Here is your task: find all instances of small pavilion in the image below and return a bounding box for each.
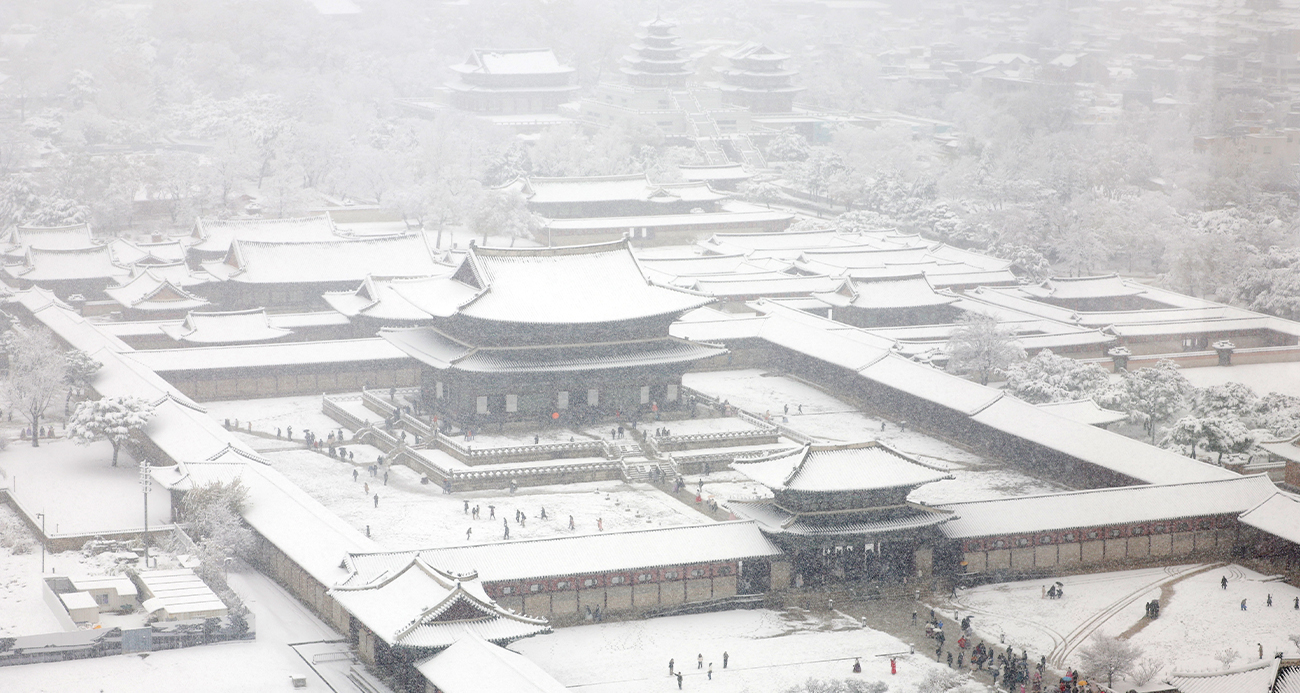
[729,441,954,585]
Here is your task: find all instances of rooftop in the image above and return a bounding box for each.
[937,475,1278,539]
[732,442,951,493]
[1238,492,1300,545]
[203,235,447,285]
[159,308,294,344]
[504,173,729,206]
[103,271,211,312]
[415,636,567,693]
[451,48,574,76]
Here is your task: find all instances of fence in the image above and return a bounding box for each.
[322,395,369,431]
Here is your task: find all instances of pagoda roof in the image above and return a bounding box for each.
[443,240,712,325]
[160,308,294,344]
[1020,274,1146,301]
[723,42,792,62]
[503,173,729,206]
[103,270,211,312]
[732,442,951,493]
[4,245,130,283]
[730,500,955,537]
[381,327,724,374]
[415,635,568,693]
[330,556,550,650]
[323,273,465,322]
[202,235,447,285]
[120,261,211,288]
[450,49,574,76]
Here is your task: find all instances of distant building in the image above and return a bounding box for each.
[445,48,580,117]
[621,15,693,89]
[711,43,805,113]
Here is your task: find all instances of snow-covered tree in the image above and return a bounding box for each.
[1193,382,1258,419]
[1109,360,1192,443]
[766,129,810,162]
[3,327,68,448]
[782,677,889,693]
[1004,349,1111,404]
[1247,393,1300,438]
[468,188,538,244]
[181,478,257,576]
[67,396,155,467]
[63,349,101,412]
[946,312,1025,386]
[1163,417,1207,457]
[1201,416,1254,464]
[738,180,786,209]
[1078,633,1142,689]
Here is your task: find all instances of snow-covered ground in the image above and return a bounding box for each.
[951,563,1300,686]
[201,394,343,439]
[264,448,710,549]
[513,608,985,693]
[1181,362,1300,398]
[685,369,1072,503]
[0,564,352,693]
[0,439,172,535]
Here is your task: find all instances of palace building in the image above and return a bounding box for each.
[711,43,805,113]
[446,48,580,117]
[378,240,725,428]
[729,442,955,585]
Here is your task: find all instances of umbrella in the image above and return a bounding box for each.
[1055,581,1064,586]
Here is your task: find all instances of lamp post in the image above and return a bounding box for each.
[35,512,45,574]
[139,461,151,569]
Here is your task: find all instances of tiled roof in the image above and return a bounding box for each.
[453,241,712,324]
[190,215,343,254]
[330,557,548,649]
[730,500,954,537]
[415,636,568,693]
[103,271,210,312]
[732,442,950,493]
[1034,399,1128,426]
[937,475,1278,539]
[5,246,129,282]
[160,308,293,344]
[203,235,447,284]
[1168,658,1279,693]
[1021,274,1146,300]
[1238,492,1300,545]
[346,522,782,584]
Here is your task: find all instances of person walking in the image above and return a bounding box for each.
[722,652,728,669]
[676,671,683,689]
[697,654,703,669]
[707,664,712,680]
[1241,598,1248,611]
[1268,594,1273,607]
[353,469,359,482]
[464,500,470,515]
[569,515,575,530]
[1259,643,1264,659]
[1222,575,1228,589]
[373,493,378,508]
[503,520,510,540]
[598,517,604,531]
[489,505,495,519]
[466,527,472,541]
[669,658,674,675]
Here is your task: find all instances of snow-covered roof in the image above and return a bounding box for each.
[824,275,958,311]
[5,246,130,282]
[449,241,712,325]
[451,48,573,75]
[755,306,892,371]
[731,500,954,537]
[504,174,729,205]
[381,327,723,374]
[127,338,411,373]
[190,215,344,254]
[415,636,568,693]
[732,442,950,493]
[159,308,293,344]
[323,273,462,322]
[138,569,227,617]
[121,261,211,288]
[6,223,97,251]
[1021,274,1147,301]
[331,556,549,649]
[699,229,849,254]
[1259,434,1300,463]
[860,354,1004,415]
[638,254,773,279]
[540,209,792,232]
[203,235,447,284]
[1168,657,1279,693]
[154,460,376,587]
[1238,492,1300,545]
[691,273,845,298]
[968,396,1239,485]
[347,522,782,584]
[68,575,138,597]
[937,475,1278,539]
[677,164,753,183]
[1034,399,1128,426]
[103,270,211,312]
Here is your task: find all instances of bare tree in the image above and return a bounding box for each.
[1079,633,1143,689]
[1213,648,1240,670]
[946,312,1025,385]
[3,327,68,447]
